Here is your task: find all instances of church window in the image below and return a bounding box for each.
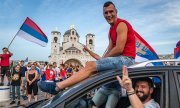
[74,37,76,41]
[89,39,93,45]
[72,31,74,35]
[54,37,58,43]
[72,44,74,47]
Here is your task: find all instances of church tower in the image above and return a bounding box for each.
[51,30,60,55]
[86,33,95,51]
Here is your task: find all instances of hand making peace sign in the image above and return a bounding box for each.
[116,66,134,92]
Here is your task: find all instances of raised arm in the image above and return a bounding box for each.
[7,49,13,56]
[116,66,144,108]
[83,45,101,60]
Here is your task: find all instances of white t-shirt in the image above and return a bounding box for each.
[128,99,160,108]
[53,67,60,80]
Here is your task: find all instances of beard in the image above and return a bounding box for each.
[136,91,149,102]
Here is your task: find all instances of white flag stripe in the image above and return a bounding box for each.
[17,30,47,47]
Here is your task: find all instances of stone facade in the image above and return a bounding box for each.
[48,26,95,67]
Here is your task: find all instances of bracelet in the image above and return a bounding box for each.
[127,90,135,96]
[127,92,135,96]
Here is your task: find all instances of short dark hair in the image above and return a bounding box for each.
[2,47,7,50]
[103,1,116,8]
[45,61,48,65]
[60,64,65,67]
[134,77,154,88]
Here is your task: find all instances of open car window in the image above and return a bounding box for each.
[64,76,162,108]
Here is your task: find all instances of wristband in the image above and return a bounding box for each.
[127,90,135,96]
[127,92,135,96]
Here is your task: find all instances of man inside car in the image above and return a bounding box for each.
[116,66,160,108]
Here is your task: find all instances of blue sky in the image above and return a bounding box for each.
[0,0,179,61]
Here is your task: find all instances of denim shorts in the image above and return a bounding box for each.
[96,56,134,72]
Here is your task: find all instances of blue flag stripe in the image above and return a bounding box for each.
[20,24,48,43]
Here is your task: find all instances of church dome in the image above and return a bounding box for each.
[63,28,80,37]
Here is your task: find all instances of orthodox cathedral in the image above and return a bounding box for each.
[48,26,95,67]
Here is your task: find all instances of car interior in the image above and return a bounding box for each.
[65,76,161,108]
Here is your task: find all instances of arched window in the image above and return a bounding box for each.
[54,37,58,43]
[74,37,76,41]
[89,39,93,45]
[72,31,74,35]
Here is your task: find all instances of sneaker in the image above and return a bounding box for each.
[37,81,59,95]
[10,101,15,105]
[17,101,20,106]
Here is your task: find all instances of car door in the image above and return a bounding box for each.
[170,67,180,108]
[58,67,167,108]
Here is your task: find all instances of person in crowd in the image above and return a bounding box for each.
[26,64,39,103]
[41,61,48,81]
[33,62,41,76]
[10,65,22,105]
[0,47,13,86]
[66,64,73,78]
[19,60,27,99]
[52,62,60,82]
[44,64,56,98]
[25,62,32,97]
[116,66,160,108]
[59,64,67,81]
[45,64,56,81]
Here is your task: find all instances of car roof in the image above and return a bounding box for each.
[129,59,180,68]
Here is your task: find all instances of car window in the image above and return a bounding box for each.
[64,76,162,108]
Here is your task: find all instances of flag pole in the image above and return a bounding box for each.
[8,30,20,49]
[8,17,28,49]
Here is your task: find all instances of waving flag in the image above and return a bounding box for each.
[134,31,163,66]
[16,17,48,47]
[176,40,180,47]
[174,40,180,59]
[174,47,180,59]
[24,57,28,63]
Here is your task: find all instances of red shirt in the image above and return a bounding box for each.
[109,18,136,59]
[60,69,67,79]
[0,54,11,66]
[45,69,55,81]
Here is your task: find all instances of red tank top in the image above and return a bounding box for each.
[109,18,136,59]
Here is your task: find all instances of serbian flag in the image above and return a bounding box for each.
[176,40,180,47]
[175,40,180,59]
[16,17,48,47]
[174,47,180,59]
[135,31,163,66]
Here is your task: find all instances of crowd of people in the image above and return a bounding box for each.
[0,47,83,106]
